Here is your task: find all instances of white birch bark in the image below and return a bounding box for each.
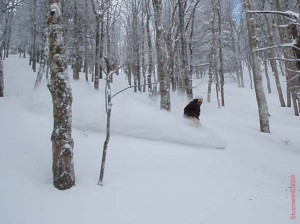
[47,1,75,190]
[152,0,170,111]
[34,27,49,89]
[244,0,270,133]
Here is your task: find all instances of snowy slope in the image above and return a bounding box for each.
[0,55,299,224]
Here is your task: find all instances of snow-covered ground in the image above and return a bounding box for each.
[0,55,299,224]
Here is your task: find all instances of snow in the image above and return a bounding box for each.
[1,55,299,224]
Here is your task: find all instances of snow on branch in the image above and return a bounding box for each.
[246,10,299,21]
[255,41,300,52]
[269,58,300,62]
[1,0,24,14]
[285,69,300,83]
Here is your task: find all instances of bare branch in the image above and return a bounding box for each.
[111,82,159,99]
[269,58,300,62]
[246,10,299,21]
[255,42,300,52]
[1,0,24,14]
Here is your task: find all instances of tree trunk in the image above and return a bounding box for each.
[132,0,141,93]
[145,0,153,92]
[263,51,271,94]
[84,0,89,82]
[34,27,49,89]
[265,16,285,107]
[47,1,75,190]
[152,0,170,111]
[178,0,192,100]
[236,29,245,87]
[32,0,37,72]
[98,73,112,186]
[217,0,225,106]
[244,0,270,133]
[99,10,105,81]
[72,0,80,80]
[91,0,100,89]
[207,6,216,103]
[214,46,221,108]
[188,0,200,96]
[229,18,241,87]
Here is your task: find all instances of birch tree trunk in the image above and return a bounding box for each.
[275,0,291,106]
[152,0,170,111]
[263,50,271,94]
[236,28,245,87]
[34,27,49,89]
[99,1,105,81]
[244,0,270,133]
[145,0,153,92]
[217,0,225,106]
[214,46,221,108]
[188,0,200,97]
[72,0,80,80]
[32,0,37,72]
[84,0,89,82]
[98,72,112,186]
[265,16,285,107]
[141,1,146,92]
[47,1,75,190]
[229,17,241,88]
[178,0,192,100]
[207,8,216,103]
[91,0,100,89]
[132,0,141,92]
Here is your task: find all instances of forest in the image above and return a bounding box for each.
[0,0,299,223]
[1,1,299,114]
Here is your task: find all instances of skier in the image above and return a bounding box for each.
[183,96,203,125]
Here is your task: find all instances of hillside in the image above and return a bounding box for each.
[0,55,299,224]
